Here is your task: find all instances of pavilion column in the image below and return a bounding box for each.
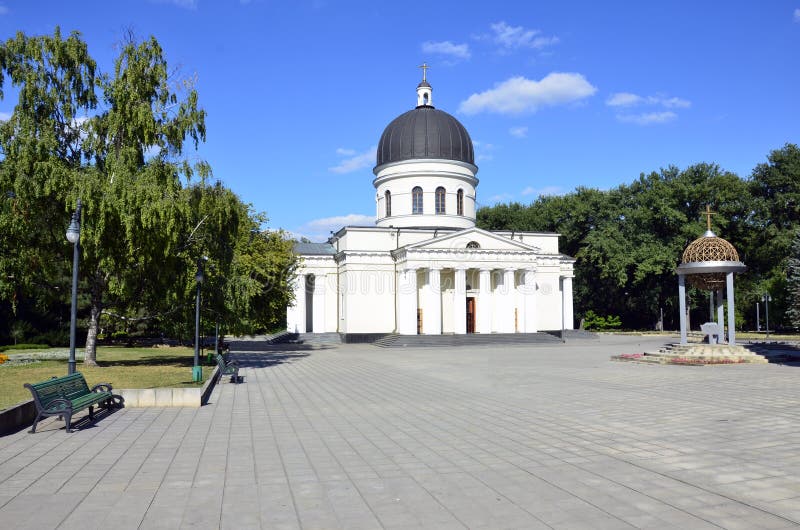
[503,268,516,333]
[424,267,442,335]
[678,275,687,344]
[522,269,537,333]
[716,288,725,342]
[289,273,307,333]
[478,268,492,334]
[726,272,736,345]
[454,267,467,334]
[398,267,418,335]
[562,276,574,330]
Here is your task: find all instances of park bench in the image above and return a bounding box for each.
[24,372,117,433]
[216,353,240,383]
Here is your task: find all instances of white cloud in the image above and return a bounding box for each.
[521,185,562,197]
[794,8,800,22]
[616,111,677,125]
[606,92,644,107]
[485,193,513,204]
[293,213,376,241]
[421,40,471,60]
[329,146,376,174]
[473,140,496,162]
[150,0,197,9]
[490,21,559,50]
[606,92,690,109]
[509,126,528,138]
[0,111,12,121]
[459,73,597,115]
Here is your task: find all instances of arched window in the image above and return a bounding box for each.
[435,187,446,214]
[384,190,391,217]
[412,186,423,214]
[457,189,464,216]
[466,241,480,249]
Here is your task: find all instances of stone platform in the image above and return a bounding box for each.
[612,342,769,365]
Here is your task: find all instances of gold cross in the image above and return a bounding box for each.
[419,62,430,82]
[703,205,716,231]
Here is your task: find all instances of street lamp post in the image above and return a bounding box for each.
[65,199,82,375]
[756,301,760,332]
[193,258,206,382]
[762,293,772,338]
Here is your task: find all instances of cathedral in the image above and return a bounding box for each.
[287,71,575,340]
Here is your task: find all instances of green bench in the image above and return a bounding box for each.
[216,353,240,383]
[24,372,118,433]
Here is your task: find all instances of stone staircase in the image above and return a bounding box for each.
[373,332,562,348]
[294,333,342,347]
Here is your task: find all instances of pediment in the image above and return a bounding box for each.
[403,227,539,253]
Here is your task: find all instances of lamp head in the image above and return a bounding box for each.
[66,214,80,244]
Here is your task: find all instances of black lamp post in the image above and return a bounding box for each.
[193,257,206,382]
[66,199,82,375]
[762,293,772,338]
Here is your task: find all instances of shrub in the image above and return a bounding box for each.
[0,343,51,352]
[583,310,622,331]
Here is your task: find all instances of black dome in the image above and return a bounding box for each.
[375,106,475,168]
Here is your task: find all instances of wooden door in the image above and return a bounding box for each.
[466,297,476,333]
[417,308,423,334]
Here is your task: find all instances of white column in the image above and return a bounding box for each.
[678,275,687,345]
[478,269,492,334]
[521,269,537,333]
[288,273,306,333]
[425,268,442,334]
[716,288,725,342]
[503,268,516,333]
[454,268,467,334]
[726,272,736,346]
[562,275,574,330]
[398,267,418,335]
[312,274,325,333]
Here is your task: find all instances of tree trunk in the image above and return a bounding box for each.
[83,277,104,367]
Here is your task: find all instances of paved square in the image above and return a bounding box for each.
[1,335,799,529]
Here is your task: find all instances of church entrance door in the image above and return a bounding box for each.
[305,275,314,332]
[466,297,476,333]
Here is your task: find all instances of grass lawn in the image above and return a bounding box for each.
[0,346,214,410]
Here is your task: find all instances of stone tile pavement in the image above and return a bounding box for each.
[1,335,799,529]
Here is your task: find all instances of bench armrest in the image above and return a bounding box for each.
[227,360,239,367]
[43,397,72,413]
[91,383,113,393]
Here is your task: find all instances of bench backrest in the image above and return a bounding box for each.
[216,353,227,368]
[28,372,91,407]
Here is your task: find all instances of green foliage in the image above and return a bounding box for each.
[479,146,800,330]
[0,343,51,352]
[787,230,800,330]
[0,29,297,362]
[582,310,622,330]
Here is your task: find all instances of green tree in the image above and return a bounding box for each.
[786,230,800,330]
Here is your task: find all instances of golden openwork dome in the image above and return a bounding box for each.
[682,235,739,264]
[681,233,740,290]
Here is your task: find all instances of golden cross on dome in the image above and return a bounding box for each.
[703,205,716,231]
[419,62,430,82]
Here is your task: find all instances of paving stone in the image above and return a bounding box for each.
[2,335,800,528]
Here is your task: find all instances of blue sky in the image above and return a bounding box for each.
[1,1,799,241]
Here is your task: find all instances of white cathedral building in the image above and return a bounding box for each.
[287,73,575,340]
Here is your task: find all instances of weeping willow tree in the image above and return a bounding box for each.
[0,29,296,361]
